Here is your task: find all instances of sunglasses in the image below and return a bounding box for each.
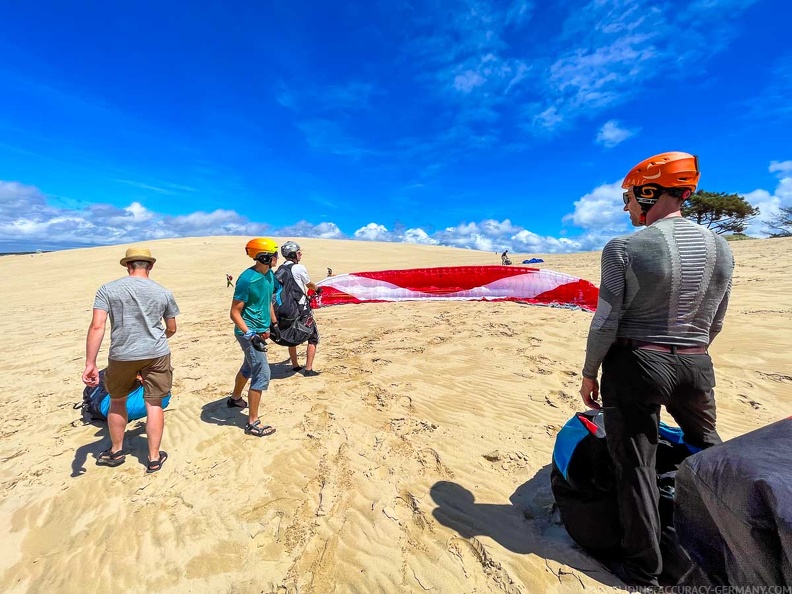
[622,191,631,205]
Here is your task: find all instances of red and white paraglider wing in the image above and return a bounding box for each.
[313,266,598,311]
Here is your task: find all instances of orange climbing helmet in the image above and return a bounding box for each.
[622,152,700,192]
[244,237,278,260]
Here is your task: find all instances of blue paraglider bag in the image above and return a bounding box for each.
[550,410,698,583]
[80,369,171,422]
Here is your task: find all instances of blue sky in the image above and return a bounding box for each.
[1,0,790,253]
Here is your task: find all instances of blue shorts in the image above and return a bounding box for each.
[235,334,270,391]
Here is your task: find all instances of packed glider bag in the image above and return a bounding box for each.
[80,369,172,422]
[551,410,696,580]
[675,417,792,586]
[272,261,316,348]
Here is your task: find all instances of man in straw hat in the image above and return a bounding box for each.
[82,247,180,473]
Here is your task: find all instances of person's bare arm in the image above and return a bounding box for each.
[82,309,107,386]
[230,299,249,334]
[165,317,177,338]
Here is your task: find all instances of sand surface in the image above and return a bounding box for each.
[1,236,790,593]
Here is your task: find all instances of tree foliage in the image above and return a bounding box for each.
[681,190,759,234]
[765,205,792,238]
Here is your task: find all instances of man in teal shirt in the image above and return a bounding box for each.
[228,237,281,437]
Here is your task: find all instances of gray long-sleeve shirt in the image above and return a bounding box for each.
[582,217,734,379]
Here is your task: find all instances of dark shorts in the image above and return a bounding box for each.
[105,355,173,400]
[306,317,320,346]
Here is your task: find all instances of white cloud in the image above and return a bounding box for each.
[353,223,391,241]
[277,0,759,166]
[113,179,197,195]
[742,162,792,236]
[596,120,638,148]
[530,105,564,131]
[0,180,329,252]
[0,179,644,255]
[769,160,792,175]
[506,0,533,25]
[418,0,756,139]
[562,181,628,231]
[403,228,440,245]
[279,221,344,239]
[453,70,487,93]
[4,166,789,256]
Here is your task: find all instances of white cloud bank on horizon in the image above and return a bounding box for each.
[1,164,790,254]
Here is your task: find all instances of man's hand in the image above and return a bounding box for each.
[82,363,100,387]
[269,324,281,342]
[250,334,268,352]
[579,376,601,410]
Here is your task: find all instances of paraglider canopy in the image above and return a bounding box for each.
[312,266,598,311]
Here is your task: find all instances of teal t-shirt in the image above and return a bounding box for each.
[233,266,275,335]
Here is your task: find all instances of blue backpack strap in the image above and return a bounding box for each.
[659,421,702,454]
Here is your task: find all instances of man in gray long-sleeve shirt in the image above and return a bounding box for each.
[579,152,734,586]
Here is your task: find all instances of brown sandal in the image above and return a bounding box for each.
[97,448,126,467]
[146,452,168,473]
[244,420,276,437]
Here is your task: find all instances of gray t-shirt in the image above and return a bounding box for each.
[93,276,180,361]
[582,217,734,379]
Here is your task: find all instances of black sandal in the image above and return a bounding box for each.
[96,449,126,467]
[244,420,276,437]
[146,451,169,473]
[226,396,248,408]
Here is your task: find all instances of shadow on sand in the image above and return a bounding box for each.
[430,464,621,588]
[71,420,149,477]
[269,356,303,380]
[200,397,248,430]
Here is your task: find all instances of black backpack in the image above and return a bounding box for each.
[78,369,111,421]
[551,411,696,584]
[272,262,315,347]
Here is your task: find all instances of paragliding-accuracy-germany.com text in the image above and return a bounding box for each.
[622,587,792,593]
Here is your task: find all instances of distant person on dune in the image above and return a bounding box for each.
[501,250,511,265]
[82,247,179,473]
[226,273,234,288]
[578,152,734,587]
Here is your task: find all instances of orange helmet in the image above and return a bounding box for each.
[622,152,700,192]
[245,237,278,260]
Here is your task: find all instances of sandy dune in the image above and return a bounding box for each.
[1,236,790,593]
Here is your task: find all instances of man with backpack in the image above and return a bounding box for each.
[277,241,320,377]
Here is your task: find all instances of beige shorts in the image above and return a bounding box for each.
[105,355,173,400]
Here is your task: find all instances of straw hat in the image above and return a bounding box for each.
[119,248,157,267]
